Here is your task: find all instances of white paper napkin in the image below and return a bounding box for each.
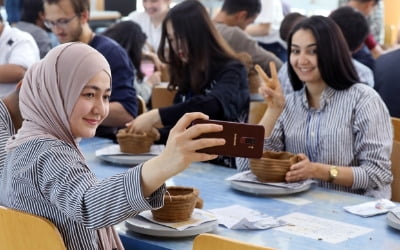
[209,205,286,229]
[343,199,396,217]
[389,206,400,220]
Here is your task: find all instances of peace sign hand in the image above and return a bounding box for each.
[255,61,279,90]
[254,62,285,111]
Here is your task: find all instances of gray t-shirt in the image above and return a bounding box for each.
[15,21,52,58]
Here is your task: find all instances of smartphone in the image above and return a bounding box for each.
[191,119,265,158]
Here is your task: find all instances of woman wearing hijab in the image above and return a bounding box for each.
[0,42,225,249]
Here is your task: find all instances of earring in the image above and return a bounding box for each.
[178,49,184,57]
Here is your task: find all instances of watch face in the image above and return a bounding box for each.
[330,168,338,177]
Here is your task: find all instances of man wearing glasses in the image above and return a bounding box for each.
[44,0,138,140]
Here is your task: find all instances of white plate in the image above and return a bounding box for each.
[97,154,156,165]
[230,180,312,196]
[387,211,400,231]
[125,215,218,238]
[95,144,163,165]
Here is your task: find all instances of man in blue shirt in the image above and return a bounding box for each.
[43,0,137,139]
[4,0,23,24]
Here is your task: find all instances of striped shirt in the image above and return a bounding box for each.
[238,84,393,198]
[0,100,15,172]
[0,138,165,250]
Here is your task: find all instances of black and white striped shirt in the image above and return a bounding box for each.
[0,100,15,172]
[238,84,393,198]
[0,138,165,250]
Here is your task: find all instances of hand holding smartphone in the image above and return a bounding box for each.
[191,119,265,158]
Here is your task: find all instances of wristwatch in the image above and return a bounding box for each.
[328,165,339,182]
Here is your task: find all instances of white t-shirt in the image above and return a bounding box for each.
[127,11,162,52]
[0,22,39,95]
[0,22,40,68]
[252,0,284,46]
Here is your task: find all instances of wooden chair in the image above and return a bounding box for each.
[136,95,147,115]
[192,233,275,250]
[392,117,400,141]
[151,85,176,109]
[384,24,398,48]
[0,206,66,250]
[391,117,400,202]
[248,101,268,124]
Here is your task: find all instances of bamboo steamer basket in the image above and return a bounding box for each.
[249,151,299,182]
[151,186,202,222]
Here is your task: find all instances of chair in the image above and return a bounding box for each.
[391,117,400,202]
[0,206,66,250]
[383,0,400,48]
[248,101,268,124]
[136,95,147,115]
[151,85,176,109]
[384,24,398,48]
[192,233,275,250]
[392,117,400,141]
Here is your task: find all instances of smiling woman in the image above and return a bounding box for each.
[238,15,393,199]
[0,42,226,250]
[69,71,111,138]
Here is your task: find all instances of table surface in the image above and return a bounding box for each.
[81,137,400,250]
[0,83,17,97]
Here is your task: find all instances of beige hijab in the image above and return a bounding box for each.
[7,42,111,152]
[6,42,124,249]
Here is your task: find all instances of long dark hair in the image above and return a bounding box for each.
[287,15,359,91]
[158,0,238,94]
[221,0,261,18]
[20,0,44,24]
[103,21,147,81]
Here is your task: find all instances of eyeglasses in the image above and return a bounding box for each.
[44,15,77,29]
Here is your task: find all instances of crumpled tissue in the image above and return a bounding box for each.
[209,204,286,229]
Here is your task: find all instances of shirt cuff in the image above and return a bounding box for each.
[123,164,166,210]
[351,166,369,190]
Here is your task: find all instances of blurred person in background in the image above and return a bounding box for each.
[344,0,384,68]
[15,0,52,58]
[4,0,23,24]
[126,0,171,52]
[103,21,162,105]
[129,0,249,168]
[213,0,282,76]
[0,12,39,84]
[44,0,137,140]
[246,0,287,62]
